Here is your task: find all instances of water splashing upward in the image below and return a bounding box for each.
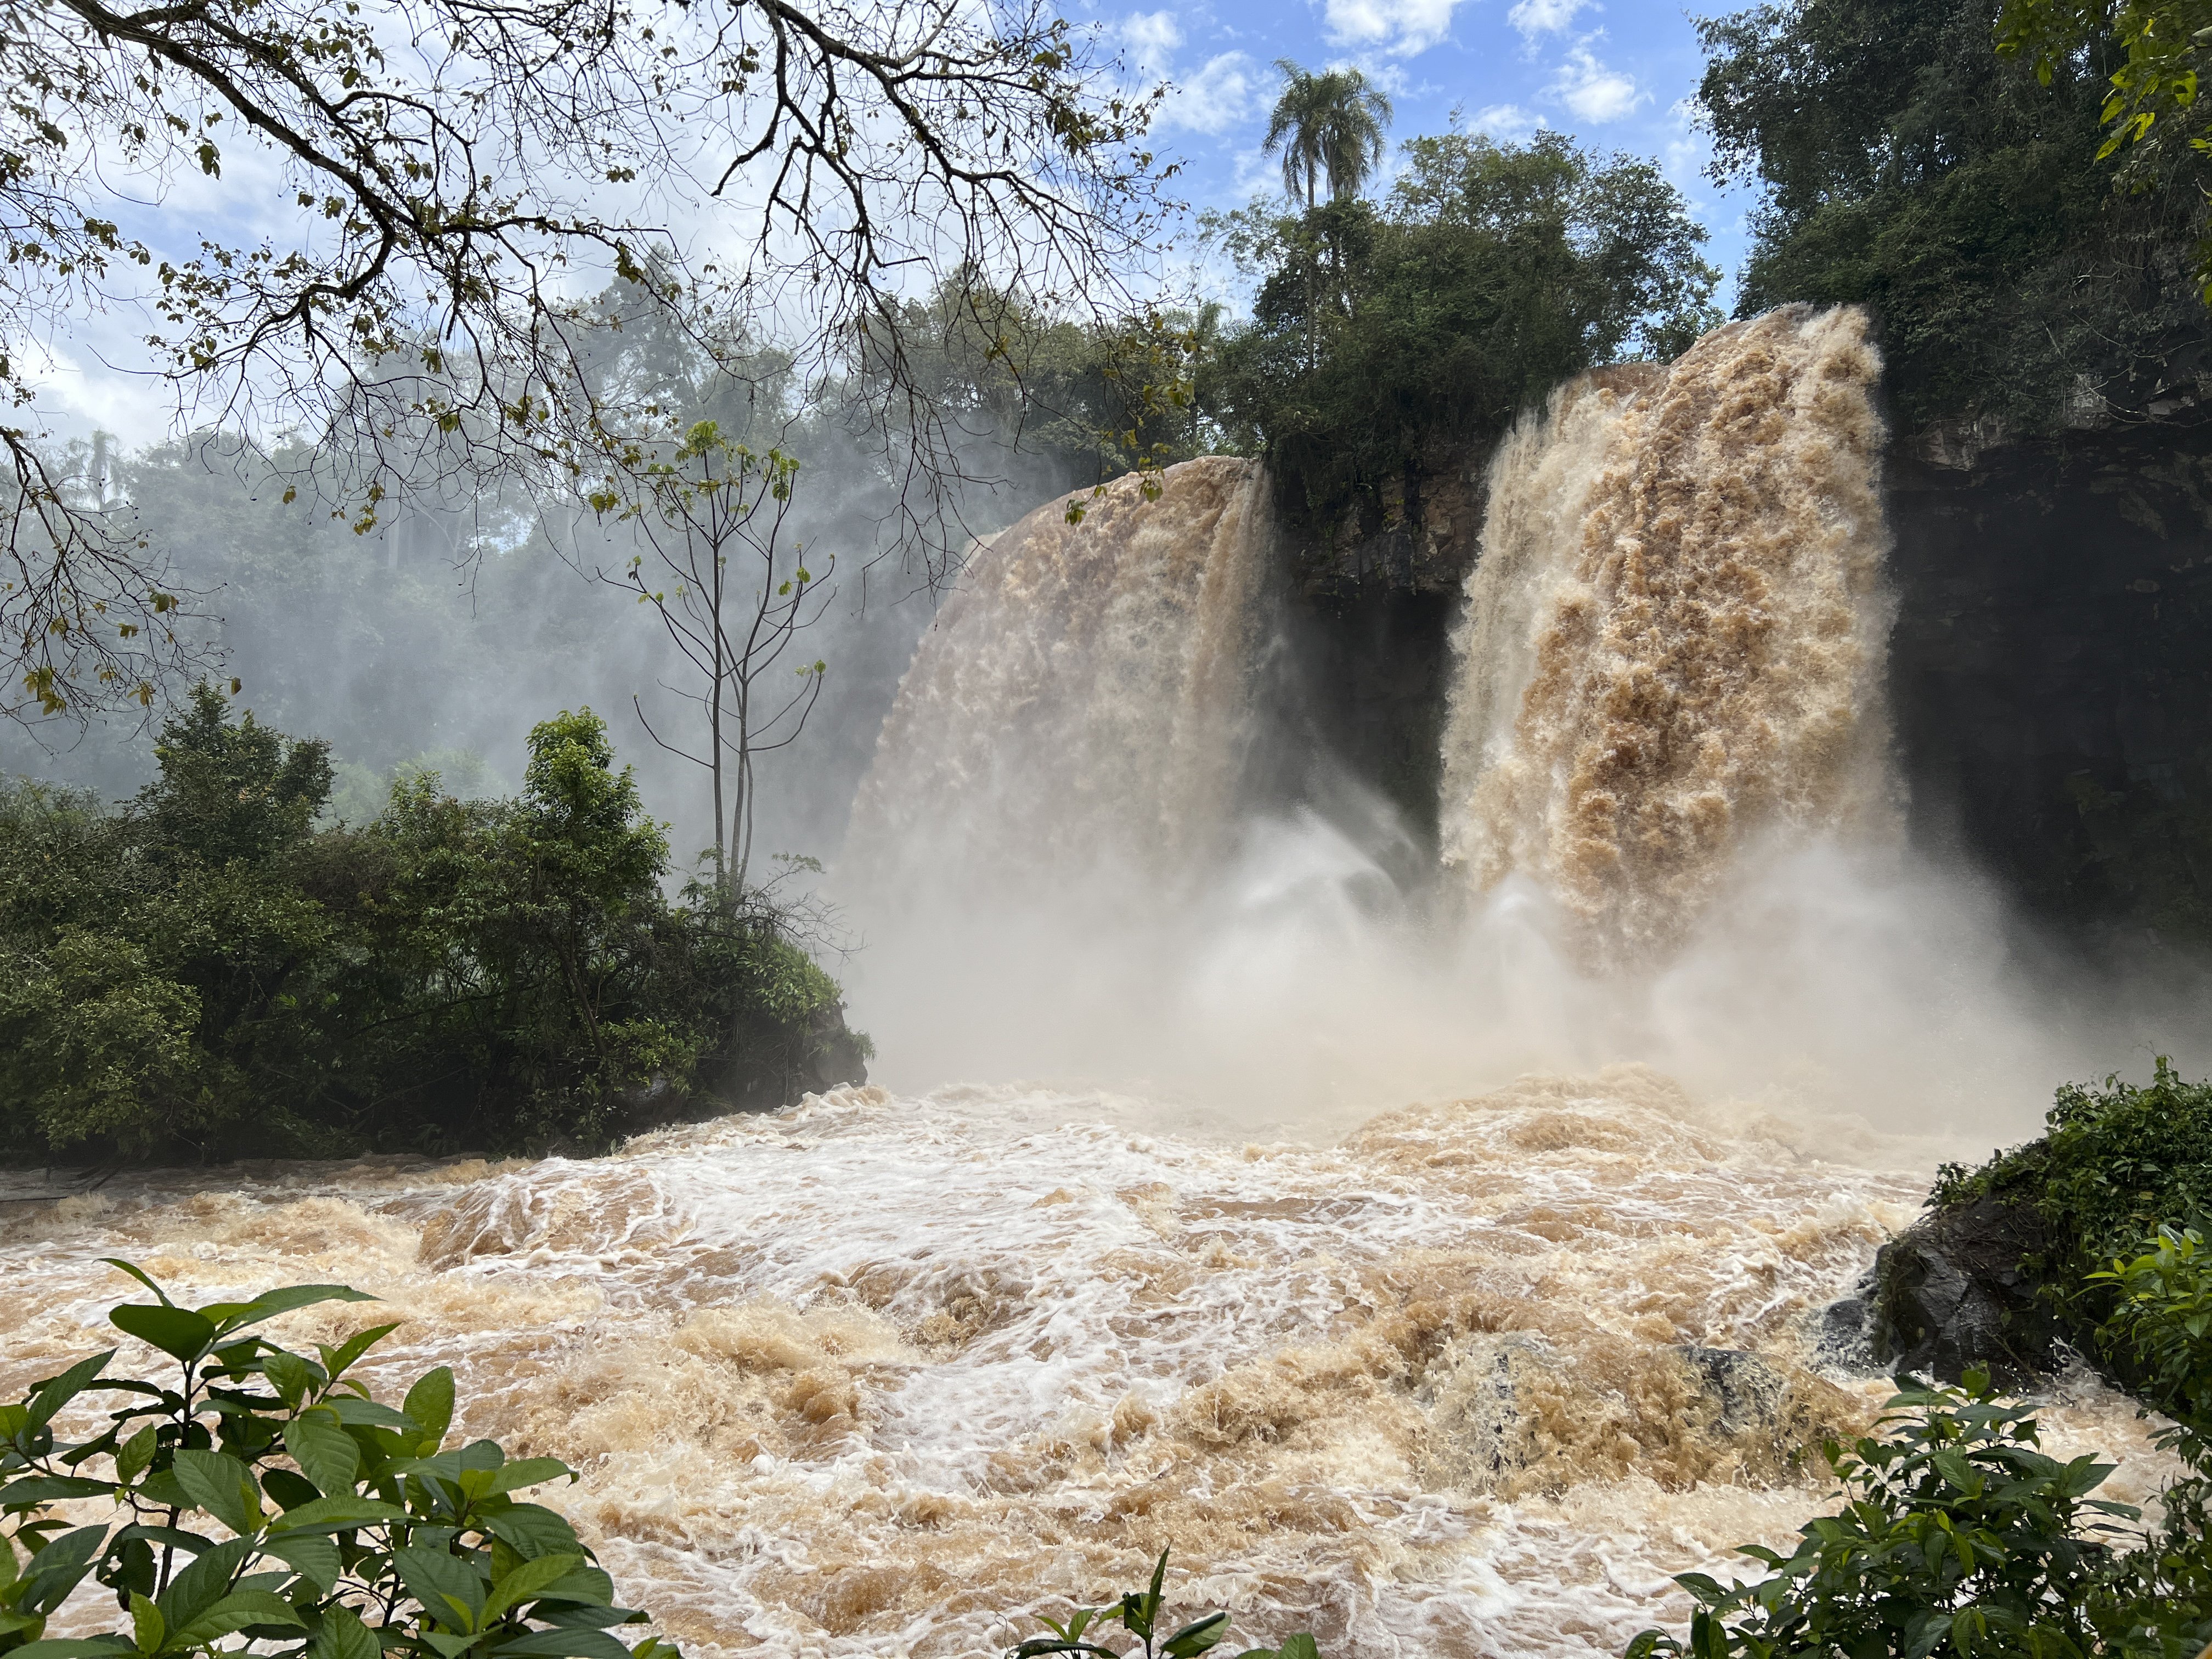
[1441,308,1897,965]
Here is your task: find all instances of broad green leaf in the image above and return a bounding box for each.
[218,1286,377,1340]
[396,1545,487,1633]
[286,1410,360,1498]
[320,1397,415,1431]
[483,1459,572,1498]
[171,1449,260,1537]
[531,1565,614,1606]
[404,1368,456,1449]
[481,1506,583,1560]
[1164,1612,1232,1658]
[311,1605,381,1659]
[171,1589,305,1647]
[495,1630,633,1659]
[22,1353,114,1433]
[267,1496,409,1533]
[263,1352,317,1408]
[128,1593,162,1656]
[317,1324,402,1383]
[482,1554,582,1623]
[20,1528,108,1616]
[114,1425,159,1482]
[109,1306,217,1366]
[7,1641,135,1659]
[420,1635,478,1659]
[154,1537,255,1632]
[1,1477,115,1506]
[1277,1638,1320,1659]
[259,1533,342,1594]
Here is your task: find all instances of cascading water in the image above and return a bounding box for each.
[7,311,2186,1659]
[845,456,1271,892]
[1440,307,1898,964]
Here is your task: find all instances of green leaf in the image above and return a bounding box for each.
[266,1496,409,1533]
[396,1545,487,1633]
[1164,1612,1232,1658]
[317,1324,402,1383]
[20,1528,108,1615]
[7,1641,136,1659]
[171,1449,261,1537]
[171,1589,305,1647]
[286,1409,360,1498]
[114,1425,159,1482]
[23,1352,115,1433]
[481,1506,583,1560]
[309,1603,379,1659]
[154,1536,253,1632]
[404,1368,456,1449]
[262,1352,317,1408]
[216,1286,377,1340]
[320,1397,415,1430]
[482,1554,582,1623]
[483,1459,572,1498]
[1,1476,115,1506]
[109,1306,217,1365]
[128,1593,163,1656]
[531,1566,614,1607]
[1277,1638,1320,1659]
[494,1631,633,1659]
[259,1533,342,1594]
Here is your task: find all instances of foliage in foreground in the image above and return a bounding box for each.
[0,1263,667,1659]
[1628,1211,2212,1659]
[1007,1549,1318,1659]
[0,685,859,1164]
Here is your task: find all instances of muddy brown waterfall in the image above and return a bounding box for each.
[1440,307,1898,966]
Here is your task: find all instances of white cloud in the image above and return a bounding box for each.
[1121,9,1184,69]
[1470,103,1545,143]
[1548,43,1644,122]
[1158,52,1260,134]
[1320,0,1464,58]
[1506,0,1589,38]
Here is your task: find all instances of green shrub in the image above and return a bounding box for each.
[0,1263,668,1659]
[0,686,860,1164]
[1930,1060,2212,1364]
[1007,1550,1318,1659]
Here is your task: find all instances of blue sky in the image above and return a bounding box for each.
[1109,0,1758,304]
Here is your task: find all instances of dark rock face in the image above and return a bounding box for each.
[1867,1196,2059,1386]
[1884,424,2212,946]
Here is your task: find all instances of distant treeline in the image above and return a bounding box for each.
[0,686,861,1165]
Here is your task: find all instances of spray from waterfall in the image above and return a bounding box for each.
[1440,307,1898,966]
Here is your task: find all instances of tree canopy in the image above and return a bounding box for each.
[1202,128,1718,515]
[1697,0,2212,433]
[0,0,1173,727]
[1263,61,1395,208]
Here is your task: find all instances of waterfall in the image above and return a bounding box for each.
[1439,306,1897,965]
[845,456,1272,894]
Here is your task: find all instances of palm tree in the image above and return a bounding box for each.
[1263,60,1394,208]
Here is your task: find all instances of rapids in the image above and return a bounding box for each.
[2,1076,2177,1659]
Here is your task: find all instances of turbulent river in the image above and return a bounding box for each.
[2,306,2191,1655]
[0,1078,2179,1658]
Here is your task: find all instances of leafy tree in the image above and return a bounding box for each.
[0,690,861,1164]
[1203,129,1718,515]
[1996,0,2212,298]
[0,0,1175,727]
[1697,0,2212,433]
[1263,62,1395,208]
